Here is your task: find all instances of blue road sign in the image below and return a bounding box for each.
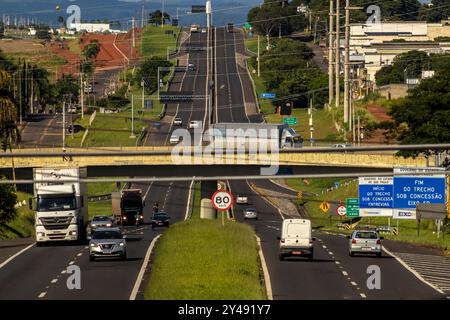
[358,177,393,217]
[261,93,276,99]
[393,177,446,209]
[334,181,341,188]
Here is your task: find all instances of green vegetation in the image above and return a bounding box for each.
[0,191,34,240]
[191,182,202,219]
[286,178,354,195]
[294,179,450,254]
[140,25,180,58]
[68,38,81,55]
[88,201,111,219]
[144,219,266,300]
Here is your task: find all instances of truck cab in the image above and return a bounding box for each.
[281,128,303,149]
[112,189,144,226]
[33,168,88,246]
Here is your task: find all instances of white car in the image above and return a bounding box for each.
[236,194,248,204]
[201,28,207,33]
[188,120,200,129]
[169,134,181,144]
[278,219,315,261]
[173,117,183,126]
[348,230,383,257]
[243,208,258,220]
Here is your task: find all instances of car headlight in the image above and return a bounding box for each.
[123,216,127,220]
[106,223,112,227]
[37,232,45,237]
[91,224,96,228]
[119,242,124,247]
[140,216,143,219]
[90,243,98,247]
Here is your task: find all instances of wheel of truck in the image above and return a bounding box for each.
[308,253,314,261]
[279,254,285,261]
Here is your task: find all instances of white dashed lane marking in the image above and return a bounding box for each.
[342,271,348,276]
[51,279,58,284]
[38,292,46,298]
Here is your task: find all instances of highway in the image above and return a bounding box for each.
[0,28,211,300]
[214,27,447,300]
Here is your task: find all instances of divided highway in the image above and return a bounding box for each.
[215,27,447,300]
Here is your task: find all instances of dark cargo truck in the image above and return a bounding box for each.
[227,23,234,33]
[112,189,145,226]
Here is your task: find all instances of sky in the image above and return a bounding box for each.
[0,0,263,28]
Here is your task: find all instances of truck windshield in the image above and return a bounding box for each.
[37,196,76,211]
[122,199,142,208]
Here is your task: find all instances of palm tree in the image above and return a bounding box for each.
[0,70,20,189]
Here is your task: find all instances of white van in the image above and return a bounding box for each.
[277,219,315,260]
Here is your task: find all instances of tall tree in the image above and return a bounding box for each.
[148,10,170,26]
[0,175,17,225]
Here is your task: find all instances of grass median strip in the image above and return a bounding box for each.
[144,219,266,300]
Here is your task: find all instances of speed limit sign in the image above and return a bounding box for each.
[212,190,233,211]
[336,205,347,217]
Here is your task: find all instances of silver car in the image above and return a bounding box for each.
[244,208,258,220]
[89,228,127,261]
[348,230,383,257]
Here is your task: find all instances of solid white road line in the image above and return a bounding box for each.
[382,246,445,294]
[184,180,195,220]
[256,235,273,300]
[129,234,162,300]
[0,243,35,270]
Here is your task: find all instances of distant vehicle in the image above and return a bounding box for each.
[67,105,78,113]
[111,189,144,226]
[188,63,196,71]
[332,143,352,148]
[151,212,170,229]
[55,107,62,114]
[236,194,248,204]
[201,28,207,33]
[243,208,258,220]
[89,215,114,231]
[190,24,200,33]
[348,230,383,257]
[89,228,127,261]
[173,117,183,126]
[188,120,200,129]
[278,219,315,261]
[227,23,234,33]
[67,124,84,134]
[84,84,94,94]
[170,134,181,144]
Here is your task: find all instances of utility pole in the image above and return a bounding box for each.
[335,0,340,108]
[257,34,261,77]
[62,101,66,150]
[142,4,145,28]
[18,64,22,124]
[161,0,165,27]
[141,79,145,110]
[80,72,84,119]
[309,100,314,147]
[357,115,361,146]
[328,0,334,106]
[30,67,34,114]
[344,0,350,125]
[131,95,135,138]
[132,17,135,48]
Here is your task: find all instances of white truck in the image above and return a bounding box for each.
[31,168,88,246]
[209,123,303,149]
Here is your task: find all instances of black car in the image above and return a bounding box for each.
[67,124,84,134]
[151,212,170,229]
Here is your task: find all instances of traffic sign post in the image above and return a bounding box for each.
[283,117,298,125]
[358,177,394,217]
[212,190,233,226]
[346,198,359,218]
[336,205,347,217]
[393,167,446,220]
[320,201,330,214]
[297,191,303,205]
[261,93,276,99]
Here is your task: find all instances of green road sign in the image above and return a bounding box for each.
[244,22,251,30]
[346,198,359,217]
[283,117,297,125]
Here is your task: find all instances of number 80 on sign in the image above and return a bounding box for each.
[212,190,234,211]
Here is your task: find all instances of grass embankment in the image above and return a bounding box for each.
[288,179,450,253]
[191,182,202,219]
[144,219,266,300]
[141,25,181,58]
[0,192,35,240]
[87,181,124,219]
[243,35,339,144]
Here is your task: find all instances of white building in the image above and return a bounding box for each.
[345,21,450,84]
[69,23,110,33]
